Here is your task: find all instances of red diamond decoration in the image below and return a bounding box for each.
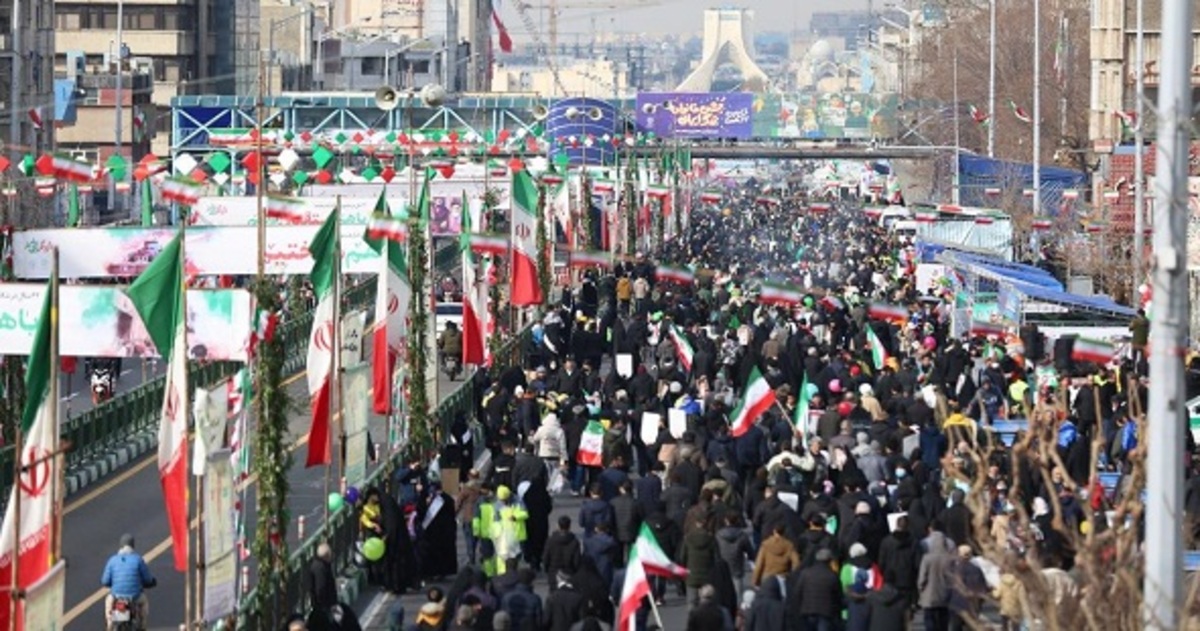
[381,167,396,183]
[507,158,523,172]
[241,151,261,172]
[488,145,500,155]
[315,170,333,184]
[248,128,260,140]
[0,157,10,172]
[448,131,459,144]
[352,132,365,144]
[449,146,459,157]
[398,133,410,145]
[191,168,209,183]
[300,131,313,143]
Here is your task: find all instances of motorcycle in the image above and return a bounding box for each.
[91,367,114,405]
[107,596,142,631]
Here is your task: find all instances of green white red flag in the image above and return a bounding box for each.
[729,366,776,438]
[510,170,543,306]
[364,196,410,416]
[0,266,58,630]
[469,233,510,257]
[35,153,92,183]
[794,373,811,447]
[655,264,694,285]
[866,326,888,370]
[125,232,189,571]
[568,249,612,269]
[758,282,804,306]
[668,324,694,372]
[868,302,907,324]
[265,195,306,223]
[1071,338,1115,364]
[618,537,651,631]
[577,420,605,467]
[159,177,203,206]
[305,208,339,467]
[634,522,688,577]
[460,192,486,366]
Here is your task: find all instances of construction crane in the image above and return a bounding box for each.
[516,0,660,58]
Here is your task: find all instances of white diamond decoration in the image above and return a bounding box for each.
[412,132,426,144]
[270,172,287,186]
[515,128,529,140]
[174,153,197,175]
[277,148,301,171]
[212,173,230,186]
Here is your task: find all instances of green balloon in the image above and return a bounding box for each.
[363,537,386,562]
[327,492,344,512]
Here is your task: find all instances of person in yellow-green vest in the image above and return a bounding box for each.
[472,484,529,577]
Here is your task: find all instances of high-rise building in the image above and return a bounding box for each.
[1,0,56,160]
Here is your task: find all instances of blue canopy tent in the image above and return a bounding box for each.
[956,153,1088,213]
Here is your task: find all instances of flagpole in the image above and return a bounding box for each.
[987,0,996,158]
[9,386,19,626]
[952,51,961,206]
[256,54,266,278]
[1031,0,1042,254]
[49,248,62,564]
[333,196,345,487]
[1132,0,1146,290]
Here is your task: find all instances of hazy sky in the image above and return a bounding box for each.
[515,0,873,38]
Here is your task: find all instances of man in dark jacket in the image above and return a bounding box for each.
[679,517,718,607]
[582,523,620,587]
[578,483,614,536]
[542,517,582,591]
[543,571,585,631]
[745,575,788,631]
[305,543,338,615]
[686,585,730,631]
[634,462,664,516]
[878,516,919,606]
[788,548,844,631]
[499,568,543,631]
[610,480,642,563]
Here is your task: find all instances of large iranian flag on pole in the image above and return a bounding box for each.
[0,269,58,630]
[729,366,776,438]
[305,208,339,467]
[866,326,888,371]
[577,420,605,467]
[460,192,486,365]
[634,522,689,577]
[125,232,189,571]
[618,542,650,631]
[667,324,694,372]
[364,196,410,416]
[510,170,543,306]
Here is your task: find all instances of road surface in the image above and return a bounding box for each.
[61,364,466,631]
[57,358,164,423]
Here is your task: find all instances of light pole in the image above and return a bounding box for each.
[988,0,996,157]
[1031,0,1042,253]
[109,0,125,212]
[1132,0,1145,289]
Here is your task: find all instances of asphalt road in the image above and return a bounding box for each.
[61,363,467,631]
[57,358,164,423]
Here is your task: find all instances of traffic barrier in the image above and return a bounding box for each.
[236,324,531,630]
[0,278,380,508]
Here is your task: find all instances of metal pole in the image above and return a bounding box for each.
[268,22,275,98]
[1132,0,1146,290]
[1144,0,1191,625]
[1031,0,1042,251]
[987,0,996,158]
[8,0,21,154]
[952,52,960,206]
[111,0,124,212]
[256,55,266,278]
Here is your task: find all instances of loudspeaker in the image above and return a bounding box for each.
[1021,323,1045,362]
[1054,335,1077,372]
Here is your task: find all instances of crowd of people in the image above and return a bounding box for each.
[303,182,1168,631]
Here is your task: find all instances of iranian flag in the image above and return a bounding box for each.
[808,202,832,212]
[985,187,1001,196]
[159,177,202,206]
[634,522,688,577]
[1072,338,1115,364]
[1062,189,1080,200]
[655,264,694,285]
[265,195,306,223]
[668,324,694,372]
[936,204,962,214]
[569,249,612,269]
[577,420,605,467]
[820,295,845,312]
[914,211,938,223]
[1009,100,1032,123]
[756,195,781,206]
[969,104,989,125]
[0,270,59,631]
[758,282,804,306]
[700,190,722,203]
[460,192,486,366]
[864,206,884,219]
[593,179,616,194]
[1031,219,1053,230]
[794,373,811,446]
[305,208,339,467]
[646,184,670,199]
[366,216,408,244]
[125,232,189,571]
[510,170,543,306]
[729,366,776,438]
[866,326,888,370]
[364,203,410,416]
[618,539,651,631]
[970,320,1006,338]
[868,302,908,324]
[470,233,510,257]
[35,153,92,183]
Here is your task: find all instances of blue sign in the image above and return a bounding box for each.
[635,92,754,140]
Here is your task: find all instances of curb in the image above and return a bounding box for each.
[64,430,157,497]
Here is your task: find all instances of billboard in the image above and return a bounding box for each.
[13,226,384,279]
[0,284,252,360]
[750,92,900,140]
[634,92,754,139]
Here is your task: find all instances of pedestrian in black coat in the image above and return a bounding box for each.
[788,549,844,624]
[687,585,731,631]
[543,517,583,587]
[544,572,585,631]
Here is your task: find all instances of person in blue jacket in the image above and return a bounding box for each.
[101,533,156,629]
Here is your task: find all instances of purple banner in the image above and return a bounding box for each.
[635,92,754,140]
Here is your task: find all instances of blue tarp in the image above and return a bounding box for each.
[1006,280,1136,318]
[54,79,78,125]
[956,153,1088,213]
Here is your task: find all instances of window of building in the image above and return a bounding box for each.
[56,12,81,30]
[411,60,430,74]
[125,10,156,30]
[162,7,183,30]
[360,57,383,77]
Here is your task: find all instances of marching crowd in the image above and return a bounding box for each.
[303,183,1168,631]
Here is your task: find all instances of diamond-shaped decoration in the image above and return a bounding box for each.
[292,171,310,186]
[283,131,295,142]
[361,166,379,181]
[339,168,357,183]
[241,151,261,172]
[381,167,396,183]
[190,167,209,183]
[315,170,333,184]
[386,132,397,143]
[412,132,426,144]
[300,131,313,143]
[212,173,230,186]
[174,153,198,175]
[313,146,335,169]
[0,156,11,172]
[352,132,365,144]
[335,132,348,144]
[277,148,301,171]
[206,152,231,174]
[270,172,287,187]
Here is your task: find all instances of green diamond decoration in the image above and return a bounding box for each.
[335,132,348,144]
[313,145,335,169]
[206,152,231,173]
[361,166,378,181]
[106,154,127,170]
[386,132,397,143]
[292,170,309,186]
[554,153,570,168]
[283,131,295,142]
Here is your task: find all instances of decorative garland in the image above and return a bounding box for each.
[536,183,552,304]
[250,279,291,626]
[406,210,432,452]
[622,155,637,257]
[579,171,594,251]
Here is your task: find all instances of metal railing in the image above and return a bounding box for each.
[0,278,381,503]
[236,324,531,630]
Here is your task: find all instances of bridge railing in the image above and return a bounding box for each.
[0,278,380,506]
[236,324,530,630]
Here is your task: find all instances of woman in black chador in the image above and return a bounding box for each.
[417,482,459,581]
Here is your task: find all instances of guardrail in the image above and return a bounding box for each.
[0,278,381,504]
[236,324,531,630]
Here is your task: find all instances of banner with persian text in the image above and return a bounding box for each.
[0,284,252,361]
[634,92,754,139]
[13,226,383,278]
[202,453,237,622]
